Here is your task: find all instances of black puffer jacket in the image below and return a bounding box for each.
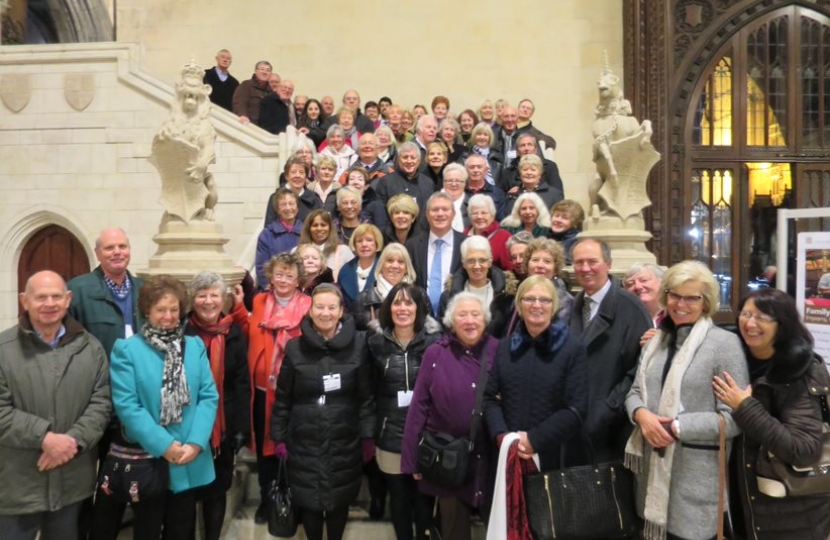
[367,320,443,453]
[271,315,374,511]
[731,342,830,540]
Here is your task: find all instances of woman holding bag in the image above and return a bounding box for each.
[624,260,748,540]
[401,293,498,540]
[714,288,830,540]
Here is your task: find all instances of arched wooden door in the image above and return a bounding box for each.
[17,224,90,314]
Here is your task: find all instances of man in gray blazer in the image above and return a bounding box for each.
[568,238,652,463]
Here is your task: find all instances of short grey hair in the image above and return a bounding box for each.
[624,263,665,285]
[336,185,363,208]
[326,124,345,140]
[438,117,460,135]
[467,193,497,218]
[398,141,421,158]
[415,114,438,134]
[460,235,492,260]
[506,230,534,251]
[442,291,492,329]
[427,191,454,210]
[189,271,227,297]
[659,260,720,315]
[442,162,468,183]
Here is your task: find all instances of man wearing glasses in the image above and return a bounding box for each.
[568,238,652,464]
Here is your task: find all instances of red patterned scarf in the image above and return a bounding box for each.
[259,292,311,385]
[506,441,538,540]
[188,312,232,448]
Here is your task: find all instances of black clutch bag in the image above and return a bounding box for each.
[267,458,298,538]
[524,435,637,540]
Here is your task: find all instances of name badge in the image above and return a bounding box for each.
[124,325,133,338]
[506,150,517,160]
[397,390,413,408]
[323,374,341,393]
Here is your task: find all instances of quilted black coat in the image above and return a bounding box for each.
[271,314,374,511]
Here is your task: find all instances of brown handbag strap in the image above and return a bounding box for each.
[717,413,726,540]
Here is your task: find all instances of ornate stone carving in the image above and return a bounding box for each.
[64,73,96,111]
[148,60,217,224]
[0,73,31,113]
[589,63,660,220]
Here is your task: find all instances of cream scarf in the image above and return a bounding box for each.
[624,316,713,540]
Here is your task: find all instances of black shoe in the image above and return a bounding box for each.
[254,502,267,525]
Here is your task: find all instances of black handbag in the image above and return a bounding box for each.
[756,396,830,498]
[97,443,169,504]
[523,433,638,540]
[416,346,490,490]
[267,458,298,538]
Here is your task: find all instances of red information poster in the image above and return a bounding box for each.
[797,232,830,365]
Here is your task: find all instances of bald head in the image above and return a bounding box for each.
[95,227,131,281]
[343,90,360,109]
[20,271,72,336]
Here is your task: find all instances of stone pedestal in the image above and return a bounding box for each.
[137,220,246,286]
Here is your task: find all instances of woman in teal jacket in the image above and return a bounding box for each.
[91,275,218,540]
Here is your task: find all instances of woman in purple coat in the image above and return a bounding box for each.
[401,292,498,540]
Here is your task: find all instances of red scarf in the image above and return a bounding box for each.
[506,441,538,540]
[259,292,311,385]
[188,312,233,449]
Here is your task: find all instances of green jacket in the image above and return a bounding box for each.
[67,267,144,358]
[0,316,111,514]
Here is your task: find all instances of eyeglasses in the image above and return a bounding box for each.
[739,311,776,324]
[520,296,554,306]
[272,273,298,282]
[464,258,491,267]
[665,290,703,305]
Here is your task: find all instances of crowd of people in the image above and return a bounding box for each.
[3,48,830,540]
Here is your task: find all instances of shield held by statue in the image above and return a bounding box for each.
[148,137,208,224]
[598,135,660,220]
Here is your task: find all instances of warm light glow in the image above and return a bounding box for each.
[746,162,792,206]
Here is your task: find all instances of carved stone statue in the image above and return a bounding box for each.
[574,59,662,274]
[589,63,659,220]
[139,60,244,288]
[148,60,217,223]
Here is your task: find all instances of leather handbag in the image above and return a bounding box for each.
[416,346,490,490]
[97,443,169,503]
[755,396,830,498]
[267,458,298,538]
[523,434,637,540]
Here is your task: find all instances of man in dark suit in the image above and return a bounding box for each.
[406,192,465,316]
[568,238,652,463]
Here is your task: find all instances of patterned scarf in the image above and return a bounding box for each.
[142,322,189,426]
[188,312,233,448]
[259,292,311,386]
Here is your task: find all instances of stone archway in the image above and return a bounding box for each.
[2,0,113,44]
[17,224,90,315]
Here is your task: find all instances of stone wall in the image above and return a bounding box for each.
[0,43,292,329]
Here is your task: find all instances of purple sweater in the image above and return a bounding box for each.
[401,333,498,508]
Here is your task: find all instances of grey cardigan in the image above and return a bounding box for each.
[625,324,749,539]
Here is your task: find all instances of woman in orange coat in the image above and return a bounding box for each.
[232,252,311,523]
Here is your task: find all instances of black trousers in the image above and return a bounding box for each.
[384,472,434,540]
[0,501,81,540]
[299,505,350,540]
[90,488,195,540]
[253,388,279,503]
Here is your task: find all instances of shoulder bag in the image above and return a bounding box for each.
[756,395,830,498]
[267,458,298,537]
[523,427,638,540]
[416,345,490,490]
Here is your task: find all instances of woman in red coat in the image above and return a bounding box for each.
[231,252,311,523]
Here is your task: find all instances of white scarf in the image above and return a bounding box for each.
[624,316,713,540]
[375,275,395,300]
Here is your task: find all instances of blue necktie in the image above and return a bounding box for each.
[428,239,445,316]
